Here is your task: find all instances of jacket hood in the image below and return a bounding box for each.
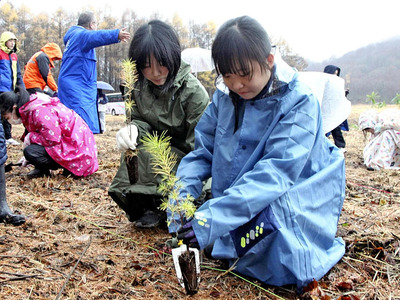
[175,60,191,83]
[358,109,378,131]
[0,31,19,54]
[41,43,63,67]
[323,65,341,76]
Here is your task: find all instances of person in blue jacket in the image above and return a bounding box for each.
[174,16,346,289]
[0,31,25,146]
[57,11,130,134]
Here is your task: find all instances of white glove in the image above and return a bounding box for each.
[23,133,31,149]
[116,124,138,151]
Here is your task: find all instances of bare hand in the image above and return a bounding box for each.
[118,27,131,43]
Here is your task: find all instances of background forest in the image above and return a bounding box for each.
[0,2,306,98]
[1,2,399,103]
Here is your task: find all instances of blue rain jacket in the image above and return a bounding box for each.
[171,61,346,288]
[58,26,120,133]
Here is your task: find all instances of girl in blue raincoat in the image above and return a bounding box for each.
[174,16,346,289]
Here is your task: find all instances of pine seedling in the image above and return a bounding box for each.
[120,58,138,159]
[121,59,137,126]
[141,131,196,227]
[142,131,200,295]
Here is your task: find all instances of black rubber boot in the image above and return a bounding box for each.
[0,164,25,226]
[27,168,50,179]
[135,210,166,228]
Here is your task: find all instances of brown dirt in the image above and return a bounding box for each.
[1,106,399,299]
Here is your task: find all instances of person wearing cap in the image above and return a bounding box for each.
[57,11,130,134]
[23,42,63,96]
[0,31,25,146]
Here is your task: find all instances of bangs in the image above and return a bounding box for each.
[213,34,267,77]
[134,38,174,73]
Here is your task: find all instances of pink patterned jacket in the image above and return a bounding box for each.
[19,93,98,176]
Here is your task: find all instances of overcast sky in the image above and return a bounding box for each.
[3,0,399,62]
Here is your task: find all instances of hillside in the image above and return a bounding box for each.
[306,36,400,104]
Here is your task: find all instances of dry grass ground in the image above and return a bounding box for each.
[0,106,399,299]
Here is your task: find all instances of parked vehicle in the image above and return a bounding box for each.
[106,93,125,115]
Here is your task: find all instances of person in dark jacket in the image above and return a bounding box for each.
[0,90,25,225]
[23,42,63,95]
[323,65,349,152]
[0,31,24,146]
[97,89,108,133]
[109,20,209,228]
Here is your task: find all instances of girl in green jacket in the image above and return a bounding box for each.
[109,20,209,228]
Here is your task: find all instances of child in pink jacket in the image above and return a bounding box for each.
[0,88,98,178]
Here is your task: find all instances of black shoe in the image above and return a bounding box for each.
[135,210,164,228]
[62,168,79,178]
[204,244,215,259]
[0,212,26,226]
[62,168,72,176]
[27,168,50,179]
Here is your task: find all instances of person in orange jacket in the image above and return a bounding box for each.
[23,43,62,95]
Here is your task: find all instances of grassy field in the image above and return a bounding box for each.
[1,105,399,299]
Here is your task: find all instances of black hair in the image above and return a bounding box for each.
[0,86,29,118]
[212,16,271,78]
[128,20,181,93]
[323,65,341,76]
[77,11,95,28]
